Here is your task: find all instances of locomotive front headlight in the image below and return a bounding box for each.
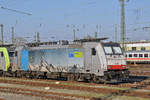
[107,65,112,69]
[121,65,126,69]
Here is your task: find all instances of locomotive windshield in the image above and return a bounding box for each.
[104,46,122,55]
[112,47,122,54]
[104,47,113,54]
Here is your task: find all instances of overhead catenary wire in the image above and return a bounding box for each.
[0,5,32,16]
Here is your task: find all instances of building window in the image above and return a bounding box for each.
[144,54,148,58]
[129,54,132,58]
[134,54,138,57]
[141,47,146,51]
[139,54,143,58]
[132,47,136,51]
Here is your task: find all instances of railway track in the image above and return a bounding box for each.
[0,86,74,100]
[130,71,150,76]
[0,77,150,99]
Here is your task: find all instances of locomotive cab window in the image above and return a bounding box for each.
[104,46,113,54]
[0,52,4,57]
[9,52,15,57]
[92,48,96,55]
[112,47,122,54]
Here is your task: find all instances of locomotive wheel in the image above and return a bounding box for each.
[67,74,74,81]
[93,75,106,83]
[25,73,30,78]
[93,76,101,83]
[77,75,84,82]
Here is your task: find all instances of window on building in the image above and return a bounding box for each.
[144,54,148,58]
[141,47,146,51]
[139,54,143,58]
[129,54,132,58]
[132,47,136,51]
[134,54,138,57]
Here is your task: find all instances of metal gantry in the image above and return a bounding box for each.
[119,0,129,51]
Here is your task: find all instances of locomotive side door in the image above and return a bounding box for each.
[84,42,104,76]
[91,47,103,76]
[84,47,92,72]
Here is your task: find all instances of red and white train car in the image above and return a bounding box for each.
[126,51,150,64]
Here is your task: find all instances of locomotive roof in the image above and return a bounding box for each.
[102,42,120,47]
[26,38,108,47]
[0,44,14,47]
[74,38,108,43]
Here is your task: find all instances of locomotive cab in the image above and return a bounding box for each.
[102,42,129,82]
[0,47,10,71]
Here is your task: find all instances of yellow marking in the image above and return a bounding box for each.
[74,52,83,58]
[0,47,10,71]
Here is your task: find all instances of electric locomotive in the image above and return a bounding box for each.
[0,38,129,83]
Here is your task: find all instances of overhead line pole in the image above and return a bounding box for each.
[0,24,4,44]
[115,24,118,42]
[11,27,15,44]
[120,0,126,51]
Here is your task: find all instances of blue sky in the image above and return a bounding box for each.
[0,0,150,43]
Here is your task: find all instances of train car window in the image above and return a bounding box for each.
[15,51,18,56]
[141,47,146,51]
[134,54,138,57]
[104,47,113,54]
[92,48,96,55]
[139,54,143,58]
[129,54,132,58]
[144,54,148,58]
[112,47,122,54]
[125,54,128,57]
[132,47,136,51]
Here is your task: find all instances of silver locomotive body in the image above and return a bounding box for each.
[2,39,129,83]
[28,42,107,76]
